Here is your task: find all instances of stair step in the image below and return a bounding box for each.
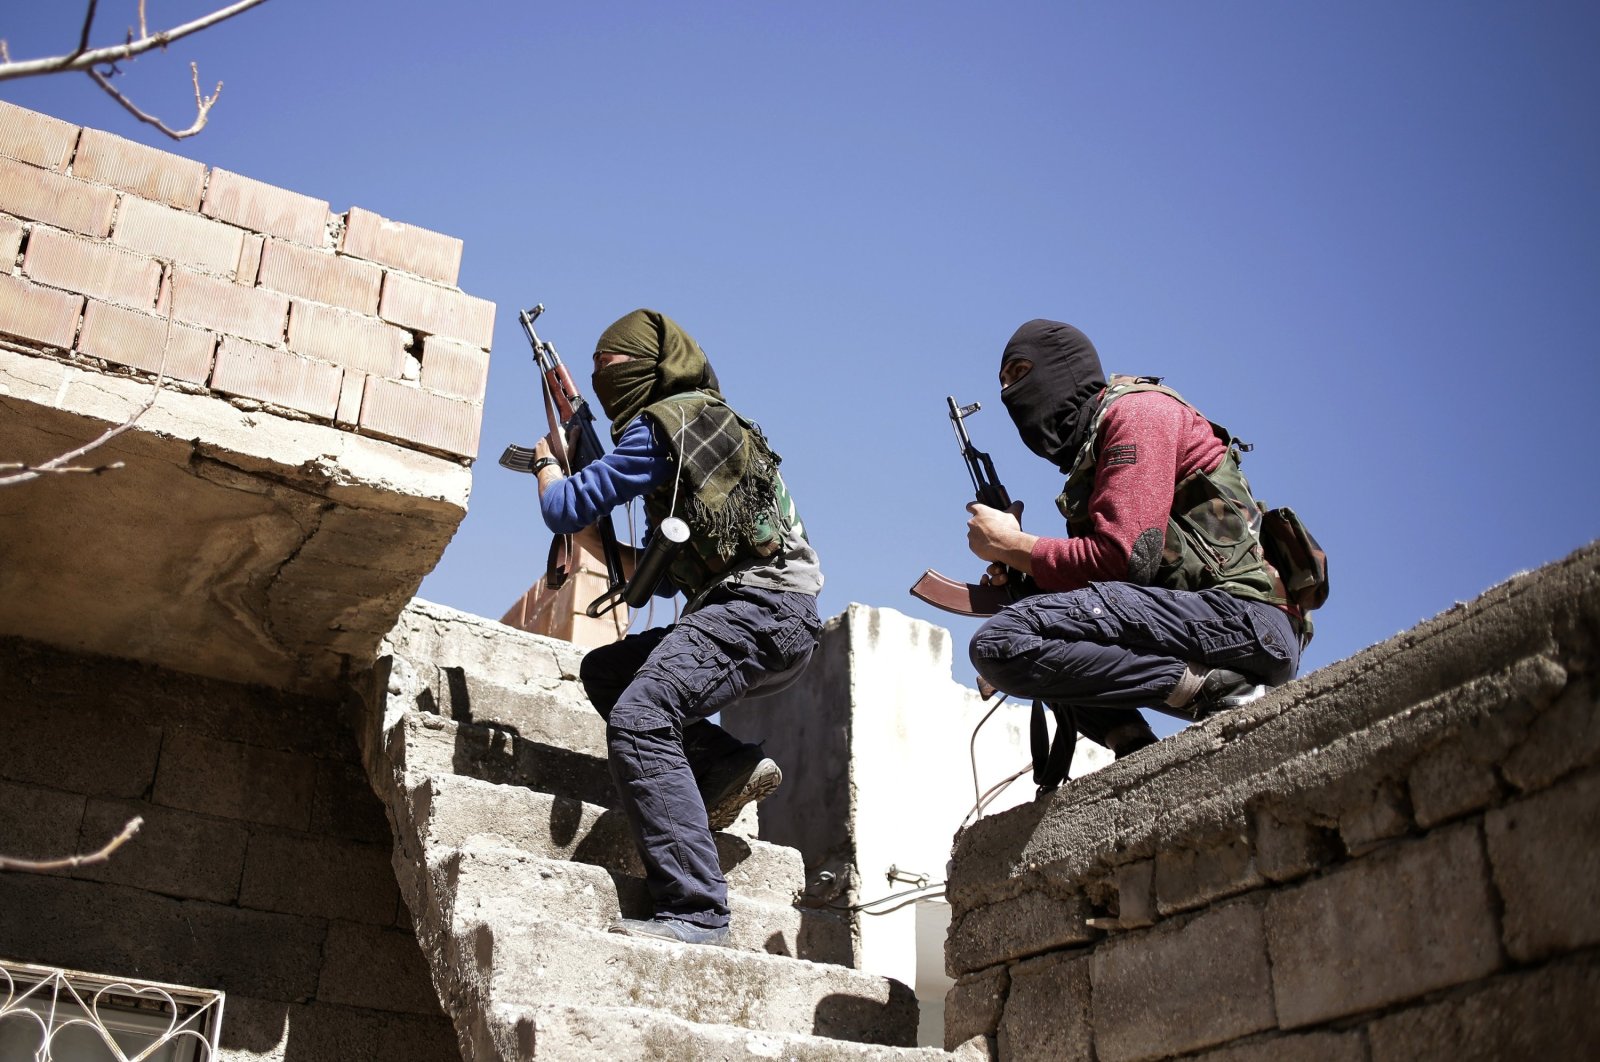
[432,842,853,966]
[479,1001,956,1061]
[465,919,918,1047]
[408,772,808,904]
[393,709,614,807]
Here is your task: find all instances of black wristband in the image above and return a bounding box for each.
[531,456,560,475]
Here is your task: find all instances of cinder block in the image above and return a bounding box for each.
[419,334,489,401]
[1251,807,1340,883]
[114,195,245,276]
[378,270,494,348]
[997,951,1092,1061]
[78,300,216,384]
[169,267,288,344]
[1192,1030,1365,1062]
[311,759,391,845]
[946,889,1098,977]
[1502,678,1600,793]
[1154,833,1263,916]
[0,873,325,1004]
[1266,823,1501,1028]
[359,376,482,458]
[239,830,398,924]
[1409,744,1500,828]
[342,206,463,285]
[0,155,115,236]
[0,271,83,347]
[1092,901,1275,1061]
[152,729,317,830]
[945,966,1009,1048]
[0,704,162,799]
[317,922,441,1015]
[1484,769,1600,962]
[285,300,407,376]
[0,213,23,267]
[72,797,248,904]
[1367,954,1600,1062]
[0,99,79,170]
[228,998,458,1061]
[202,168,329,246]
[257,239,381,313]
[1337,778,1412,855]
[72,127,206,209]
[24,226,161,309]
[211,335,343,419]
[236,233,264,286]
[0,778,87,862]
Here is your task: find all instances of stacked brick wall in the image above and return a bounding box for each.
[0,100,490,460]
[0,636,459,1062]
[943,542,1600,1061]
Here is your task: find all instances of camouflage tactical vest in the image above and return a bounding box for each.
[1056,376,1285,607]
[640,398,797,603]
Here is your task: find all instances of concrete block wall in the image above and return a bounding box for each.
[0,635,459,1062]
[0,100,490,460]
[943,541,1600,1061]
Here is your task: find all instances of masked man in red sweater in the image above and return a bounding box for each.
[966,319,1305,761]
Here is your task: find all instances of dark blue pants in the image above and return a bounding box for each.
[970,582,1298,744]
[580,585,821,928]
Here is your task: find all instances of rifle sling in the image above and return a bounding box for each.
[1030,700,1077,794]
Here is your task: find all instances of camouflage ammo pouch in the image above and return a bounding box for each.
[1258,506,1329,611]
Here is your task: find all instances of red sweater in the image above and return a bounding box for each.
[1030,390,1226,591]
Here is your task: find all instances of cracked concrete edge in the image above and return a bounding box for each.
[947,540,1600,908]
[0,346,470,514]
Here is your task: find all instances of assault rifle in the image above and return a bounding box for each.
[499,305,629,617]
[909,396,1029,617]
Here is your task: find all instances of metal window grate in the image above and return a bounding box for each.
[0,959,224,1062]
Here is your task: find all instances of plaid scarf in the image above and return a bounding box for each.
[644,393,780,560]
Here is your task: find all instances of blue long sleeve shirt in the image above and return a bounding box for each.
[539,418,671,534]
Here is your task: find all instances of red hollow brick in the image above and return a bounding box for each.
[286,300,408,376]
[0,272,83,348]
[78,300,216,384]
[73,128,206,210]
[0,215,23,267]
[202,168,329,246]
[258,240,381,314]
[336,370,365,425]
[236,234,265,286]
[0,100,79,172]
[114,195,245,276]
[378,272,494,348]
[211,336,342,419]
[24,227,161,310]
[0,156,115,237]
[359,377,481,458]
[342,207,463,285]
[419,335,490,402]
[169,268,288,345]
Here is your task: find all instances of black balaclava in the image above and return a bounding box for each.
[999,319,1107,473]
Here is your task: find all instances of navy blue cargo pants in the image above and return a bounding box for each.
[970,582,1299,746]
[579,585,821,928]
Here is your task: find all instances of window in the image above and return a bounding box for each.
[0,960,223,1062]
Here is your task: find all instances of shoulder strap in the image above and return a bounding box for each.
[1030,700,1078,794]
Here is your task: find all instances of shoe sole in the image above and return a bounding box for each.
[705,759,782,832]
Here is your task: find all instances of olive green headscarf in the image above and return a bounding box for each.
[590,309,780,560]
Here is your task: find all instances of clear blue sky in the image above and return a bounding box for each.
[6,2,1598,736]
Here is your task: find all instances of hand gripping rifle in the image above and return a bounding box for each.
[499,305,630,617]
[909,397,1030,617]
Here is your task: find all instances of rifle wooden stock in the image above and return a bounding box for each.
[910,569,1015,617]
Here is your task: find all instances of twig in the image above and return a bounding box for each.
[0,268,175,488]
[0,0,269,81]
[71,0,102,63]
[88,61,221,139]
[0,817,143,873]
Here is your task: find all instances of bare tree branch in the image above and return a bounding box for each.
[0,267,176,488]
[71,1,102,64]
[0,817,143,873]
[88,60,221,139]
[0,0,269,81]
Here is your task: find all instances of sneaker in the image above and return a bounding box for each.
[1189,668,1270,718]
[608,916,730,947]
[698,744,783,831]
